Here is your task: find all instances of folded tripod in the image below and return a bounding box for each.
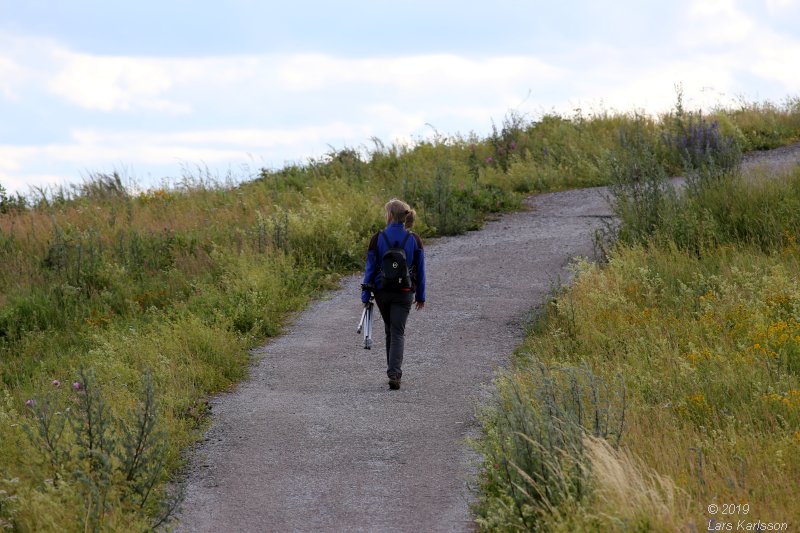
[357,283,375,349]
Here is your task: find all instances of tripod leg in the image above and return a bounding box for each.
[364,304,373,349]
[357,307,367,333]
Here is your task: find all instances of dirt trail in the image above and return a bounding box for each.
[175,146,799,533]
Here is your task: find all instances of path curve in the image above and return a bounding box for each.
[175,145,800,533]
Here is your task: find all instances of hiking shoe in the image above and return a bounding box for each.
[388,377,401,390]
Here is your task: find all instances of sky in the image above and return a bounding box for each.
[1,0,799,195]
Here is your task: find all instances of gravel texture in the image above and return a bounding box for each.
[743,142,800,174]
[174,144,799,533]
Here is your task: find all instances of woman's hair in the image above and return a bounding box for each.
[384,198,416,229]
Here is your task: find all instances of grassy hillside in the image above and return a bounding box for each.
[474,106,800,531]
[1,95,799,530]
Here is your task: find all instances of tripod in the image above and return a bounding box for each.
[357,284,375,349]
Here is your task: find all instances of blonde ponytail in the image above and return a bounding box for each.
[404,208,416,229]
[384,198,415,227]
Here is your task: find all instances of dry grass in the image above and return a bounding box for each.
[584,435,690,531]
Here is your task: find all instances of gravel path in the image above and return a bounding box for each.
[174,145,799,533]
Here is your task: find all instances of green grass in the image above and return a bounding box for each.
[1,94,799,531]
[474,123,800,529]
[712,97,800,151]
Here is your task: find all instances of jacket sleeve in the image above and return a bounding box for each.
[413,235,426,303]
[361,233,379,303]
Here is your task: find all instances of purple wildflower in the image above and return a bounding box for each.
[510,141,517,150]
[72,381,82,391]
[52,379,61,387]
[485,156,494,163]
[25,399,36,407]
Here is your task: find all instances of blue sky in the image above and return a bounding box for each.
[1,0,799,195]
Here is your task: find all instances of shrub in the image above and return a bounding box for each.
[664,106,742,176]
[21,368,177,531]
[474,362,626,531]
[607,119,676,245]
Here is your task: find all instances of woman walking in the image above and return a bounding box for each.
[361,199,426,390]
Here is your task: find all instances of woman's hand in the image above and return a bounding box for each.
[415,301,425,311]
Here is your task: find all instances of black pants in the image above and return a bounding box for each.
[374,290,414,379]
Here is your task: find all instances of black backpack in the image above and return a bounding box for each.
[379,231,413,290]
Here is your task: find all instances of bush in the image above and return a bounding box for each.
[474,362,626,531]
[663,95,742,175]
[21,368,177,531]
[607,119,675,245]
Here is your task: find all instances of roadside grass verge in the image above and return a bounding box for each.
[474,123,800,529]
[0,95,799,530]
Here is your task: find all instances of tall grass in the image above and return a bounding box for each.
[474,364,626,531]
[475,100,800,530]
[712,96,800,151]
[1,94,799,530]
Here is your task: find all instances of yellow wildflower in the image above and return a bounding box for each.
[688,393,706,406]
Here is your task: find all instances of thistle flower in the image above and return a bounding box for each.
[72,381,82,391]
[485,156,494,163]
[25,399,35,407]
[52,379,61,387]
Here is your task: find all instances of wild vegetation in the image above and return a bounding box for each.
[1,94,799,530]
[474,98,800,531]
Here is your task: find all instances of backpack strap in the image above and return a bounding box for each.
[404,232,416,274]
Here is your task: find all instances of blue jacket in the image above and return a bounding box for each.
[361,223,426,303]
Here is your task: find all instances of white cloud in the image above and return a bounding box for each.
[0,170,72,195]
[0,146,40,172]
[2,6,800,197]
[686,0,755,44]
[48,50,191,113]
[6,35,564,116]
[0,56,25,99]
[588,57,739,114]
[748,33,800,90]
[0,122,402,194]
[0,33,573,193]
[68,123,378,157]
[359,104,426,139]
[765,0,798,14]
[0,32,191,113]
[555,0,800,115]
[276,53,564,93]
